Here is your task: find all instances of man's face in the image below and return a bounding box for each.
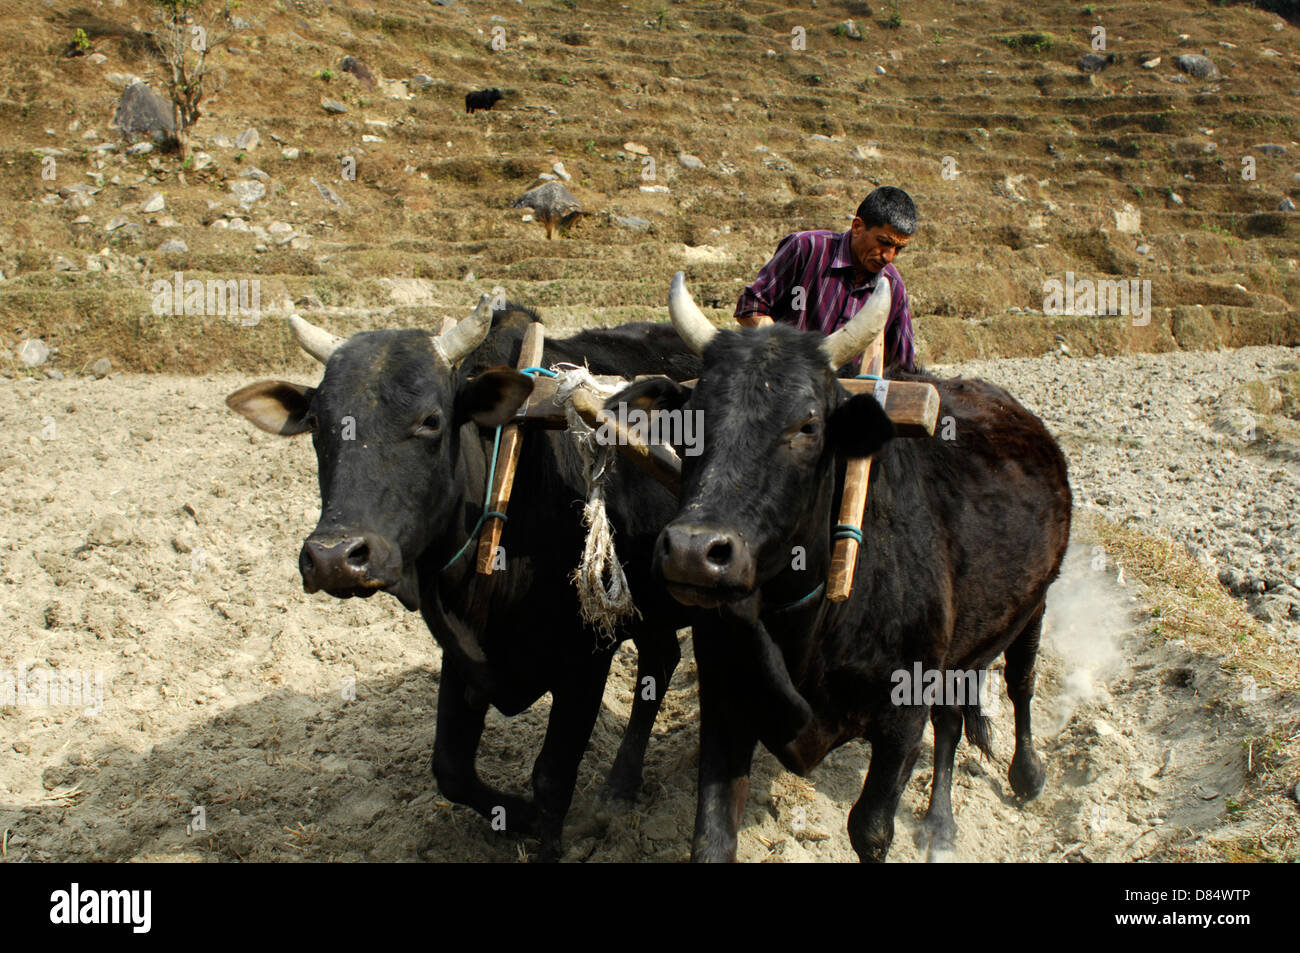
[850,218,911,274]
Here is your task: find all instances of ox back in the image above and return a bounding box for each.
[615,325,1072,862]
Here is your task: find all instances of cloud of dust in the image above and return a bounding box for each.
[1039,539,1132,733]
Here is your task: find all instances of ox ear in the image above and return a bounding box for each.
[226,380,316,436]
[456,366,534,428]
[829,393,895,459]
[606,376,692,414]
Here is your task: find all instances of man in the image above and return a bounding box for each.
[735,186,918,372]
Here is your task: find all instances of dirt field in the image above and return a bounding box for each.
[2,358,1295,862]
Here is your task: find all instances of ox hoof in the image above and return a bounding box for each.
[921,815,957,860]
[1009,751,1046,800]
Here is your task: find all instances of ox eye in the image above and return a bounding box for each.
[799,419,821,436]
[415,413,442,437]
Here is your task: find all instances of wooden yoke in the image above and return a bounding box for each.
[475,322,545,574]
[827,331,885,603]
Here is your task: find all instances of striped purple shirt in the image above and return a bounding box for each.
[735,229,916,372]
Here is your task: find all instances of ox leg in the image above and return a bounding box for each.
[1005,604,1047,799]
[691,632,757,863]
[431,663,539,837]
[848,708,927,863]
[531,651,616,862]
[923,704,963,859]
[605,631,681,802]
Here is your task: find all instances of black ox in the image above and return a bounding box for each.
[611,273,1072,862]
[227,298,700,860]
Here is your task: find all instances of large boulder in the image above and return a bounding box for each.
[112,82,177,147]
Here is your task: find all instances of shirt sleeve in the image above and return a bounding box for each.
[735,233,806,320]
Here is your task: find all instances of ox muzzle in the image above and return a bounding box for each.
[655,521,756,608]
[299,530,419,610]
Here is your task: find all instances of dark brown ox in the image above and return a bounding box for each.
[610,273,1072,861]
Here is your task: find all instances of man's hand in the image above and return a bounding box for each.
[737,313,775,328]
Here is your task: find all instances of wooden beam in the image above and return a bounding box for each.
[840,377,940,437]
[827,332,885,603]
[567,388,683,494]
[475,323,545,574]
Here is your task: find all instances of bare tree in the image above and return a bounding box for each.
[150,0,230,159]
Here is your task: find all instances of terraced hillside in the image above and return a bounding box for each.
[0,0,1297,374]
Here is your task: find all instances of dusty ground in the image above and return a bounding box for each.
[1,351,1296,862]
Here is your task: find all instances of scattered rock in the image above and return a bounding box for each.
[141,192,165,213]
[411,73,434,90]
[1136,244,1151,255]
[229,180,266,206]
[46,369,64,381]
[111,82,177,146]
[1251,143,1287,156]
[212,133,233,149]
[1167,191,1184,207]
[875,65,887,75]
[321,98,348,114]
[340,56,376,88]
[156,239,188,254]
[1174,54,1220,80]
[837,19,862,40]
[281,147,300,160]
[234,127,260,150]
[53,255,77,271]
[105,216,129,231]
[17,339,50,367]
[91,357,112,379]
[552,161,570,181]
[678,153,704,170]
[125,142,153,156]
[612,214,651,230]
[240,166,270,182]
[311,178,344,206]
[1280,198,1296,212]
[623,141,649,156]
[640,184,670,194]
[1142,56,1161,69]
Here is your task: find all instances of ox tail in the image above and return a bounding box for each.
[961,704,994,759]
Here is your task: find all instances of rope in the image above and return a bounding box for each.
[764,581,825,614]
[441,424,507,572]
[552,365,640,648]
[833,523,863,545]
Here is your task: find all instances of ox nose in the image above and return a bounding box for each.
[300,532,400,596]
[656,523,756,597]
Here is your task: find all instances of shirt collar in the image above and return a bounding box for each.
[831,230,857,272]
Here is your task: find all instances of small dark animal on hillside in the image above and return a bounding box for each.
[340,56,376,88]
[1077,52,1115,74]
[466,88,504,113]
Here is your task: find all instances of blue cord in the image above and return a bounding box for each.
[833,524,863,545]
[765,582,825,614]
[519,366,557,378]
[854,374,883,381]
[441,423,506,572]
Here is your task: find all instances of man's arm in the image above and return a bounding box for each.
[735,234,806,328]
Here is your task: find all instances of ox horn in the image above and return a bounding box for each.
[288,314,344,364]
[823,275,891,369]
[668,271,718,354]
[432,293,494,366]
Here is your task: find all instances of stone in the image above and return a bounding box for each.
[311,178,344,206]
[17,339,50,367]
[105,216,129,231]
[125,142,153,156]
[212,133,233,148]
[230,180,266,206]
[838,19,862,40]
[1136,244,1150,255]
[321,98,348,114]
[1174,54,1220,81]
[241,166,270,182]
[191,152,213,171]
[411,73,434,90]
[281,147,300,160]
[875,65,887,75]
[1251,143,1287,156]
[111,82,177,146]
[1142,57,1161,69]
[552,161,570,181]
[1077,53,1113,74]
[235,128,259,150]
[640,184,670,194]
[53,255,77,270]
[141,192,165,213]
[91,357,112,378]
[612,214,652,230]
[1280,198,1296,212]
[156,239,188,253]
[623,141,649,156]
[46,369,64,380]
[678,153,704,170]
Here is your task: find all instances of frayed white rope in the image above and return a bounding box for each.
[552,364,641,648]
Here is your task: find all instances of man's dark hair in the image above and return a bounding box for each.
[855,186,917,235]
